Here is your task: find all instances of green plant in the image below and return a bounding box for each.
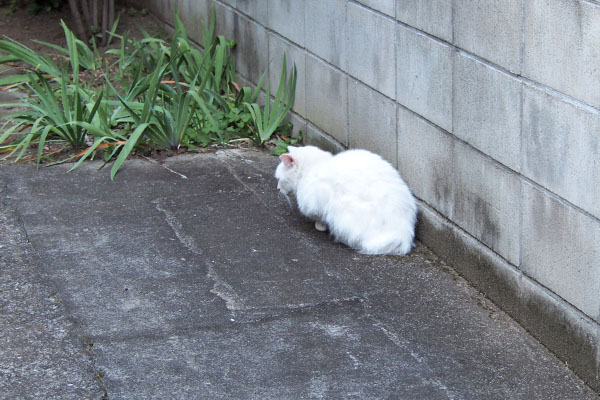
[107,53,217,179]
[245,53,297,145]
[271,127,302,156]
[0,3,298,179]
[0,38,63,87]
[0,71,108,164]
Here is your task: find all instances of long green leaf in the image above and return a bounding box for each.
[68,135,115,172]
[0,39,61,78]
[110,122,150,180]
[36,125,55,168]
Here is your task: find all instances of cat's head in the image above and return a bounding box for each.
[275,146,332,195]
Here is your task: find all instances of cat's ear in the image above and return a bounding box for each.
[279,153,295,167]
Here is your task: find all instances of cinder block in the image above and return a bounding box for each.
[285,112,308,140]
[453,142,521,265]
[177,0,210,42]
[142,0,176,24]
[213,2,237,46]
[357,0,394,17]
[417,203,523,316]
[236,0,268,25]
[346,3,396,99]
[522,85,600,220]
[521,183,600,320]
[348,79,397,167]
[524,0,600,109]
[217,0,236,7]
[305,0,346,69]
[397,107,454,217]
[396,26,453,131]
[305,124,346,154]
[267,0,305,46]
[454,0,521,74]
[395,0,452,42]
[453,53,521,172]
[268,34,307,116]
[230,13,269,84]
[305,55,348,145]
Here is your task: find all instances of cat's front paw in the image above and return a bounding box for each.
[315,221,327,232]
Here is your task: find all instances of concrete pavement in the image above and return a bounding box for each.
[0,149,598,399]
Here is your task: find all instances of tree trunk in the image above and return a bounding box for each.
[101,0,108,46]
[91,0,98,30]
[80,0,91,28]
[67,0,117,47]
[67,0,89,40]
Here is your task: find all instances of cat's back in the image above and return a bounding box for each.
[298,148,411,212]
[316,149,401,185]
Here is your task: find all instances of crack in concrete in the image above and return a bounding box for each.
[153,197,203,255]
[142,155,188,179]
[370,317,457,399]
[370,318,424,364]
[215,150,270,208]
[205,259,364,319]
[84,296,367,345]
[205,261,245,313]
[1,199,108,399]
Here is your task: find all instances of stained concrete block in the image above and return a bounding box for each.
[397,107,454,217]
[268,34,306,117]
[177,0,210,43]
[522,85,600,220]
[453,53,521,172]
[305,0,346,69]
[236,0,268,25]
[357,0,395,17]
[268,0,305,46]
[524,0,600,109]
[521,183,600,321]
[305,55,348,145]
[416,204,523,318]
[454,0,522,74]
[396,26,453,131]
[213,2,237,46]
[517,277,600,389]
[230,13,269,83]
[305,124,346,154]
[418,202,600,392]
[346,3,396,99]
[217,0,236,7]
[395,0,452,42]
[348,79,397,167]
[453,142,521,265]
[285,112,308,139]
[140,0,176,24]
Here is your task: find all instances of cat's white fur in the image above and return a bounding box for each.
[275,145,417,255]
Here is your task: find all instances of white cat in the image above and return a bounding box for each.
[275,145,417,255]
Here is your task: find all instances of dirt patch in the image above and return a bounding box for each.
[0,4,163,52]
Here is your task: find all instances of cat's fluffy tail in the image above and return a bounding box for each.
[358,232,414,256]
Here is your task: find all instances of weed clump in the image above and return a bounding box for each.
[0,5,297,179]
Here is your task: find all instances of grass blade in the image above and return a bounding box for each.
[110,122,150,180]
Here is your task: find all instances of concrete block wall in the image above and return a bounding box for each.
[131,0,600,391]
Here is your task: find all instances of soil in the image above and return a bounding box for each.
[0,4,162,52]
